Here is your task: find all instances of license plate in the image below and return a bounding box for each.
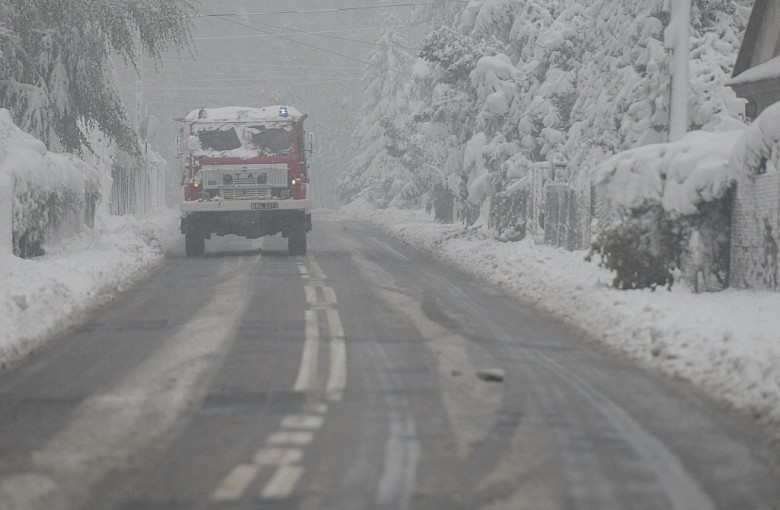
[251,202,279,210]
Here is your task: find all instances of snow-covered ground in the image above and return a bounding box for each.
[340,201,780,440]
[0,210,180,369]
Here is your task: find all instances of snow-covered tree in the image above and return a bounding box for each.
[0,0,194,155]
[342,0,751,242]
[336,21,418,208]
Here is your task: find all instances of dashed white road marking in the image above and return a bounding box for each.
[254,447,304,466]
[305,285,318,304]
[294,310,320,392]
[308,256,327,281]
[268,431,315,446]
[262,465,305,500]
[282,414,324,430]
[322,286,337,304]
[210,255,349,504]
[305,285,338,307]
[211,464,261,502]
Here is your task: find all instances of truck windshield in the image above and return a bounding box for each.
[194,123,294,155]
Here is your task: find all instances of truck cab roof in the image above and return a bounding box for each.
[182,105,305,123]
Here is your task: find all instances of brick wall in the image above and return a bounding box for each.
[730,171,780,290]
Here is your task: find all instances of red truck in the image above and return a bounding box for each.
[178,105,314,257]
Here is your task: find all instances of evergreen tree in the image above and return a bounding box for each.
[336,21,417,207]
[0,0,194,155]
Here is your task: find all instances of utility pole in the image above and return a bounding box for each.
[135,31,144,129]
[665,0,691,142]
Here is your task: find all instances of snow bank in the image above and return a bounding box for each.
[0,109,181,369]
[0,210,180,369]
[342,201,780,440]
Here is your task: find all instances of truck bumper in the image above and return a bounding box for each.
[180,198,312,215]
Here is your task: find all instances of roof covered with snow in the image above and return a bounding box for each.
[730,54,780,86]
[732,0,780,79]
[183,105,305,123]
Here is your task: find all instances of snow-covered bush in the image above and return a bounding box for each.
[587,203,682,290]
[589,128,743,289]
[731,100,780,177]
[0,109,101,257]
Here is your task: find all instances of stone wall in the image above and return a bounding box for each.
[730,171,780,290]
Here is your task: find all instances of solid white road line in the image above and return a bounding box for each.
[376,413,420,510]
[293,310,320,392]
[254,447,304,466]
[262,465,304,500]
[267,431,315,446]
[325,309,347,402]
[281,414,324,430]
[211,464,261,502]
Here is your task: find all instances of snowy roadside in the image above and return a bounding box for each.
[340,202,780,440]
[0,209,180,369]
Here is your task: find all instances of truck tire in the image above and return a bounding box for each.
[185,231,205,257]
[288,230,307,256]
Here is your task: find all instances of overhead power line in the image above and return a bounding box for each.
[124,76,362,92]
[193,23,415,41]
[193,23,421,51]
[194,6,412,76]
[193,2,468,18]
[159,58,366,71]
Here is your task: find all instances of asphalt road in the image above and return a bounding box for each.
[0,210,778,510]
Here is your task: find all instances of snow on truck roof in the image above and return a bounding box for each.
[183,105,305,123]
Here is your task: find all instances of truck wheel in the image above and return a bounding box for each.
[185,232,205,257]
[288,230,307,256]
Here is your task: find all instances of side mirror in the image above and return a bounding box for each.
[307,131,318,155]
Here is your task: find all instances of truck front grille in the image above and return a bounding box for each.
[200,164,288,201]
[221,187,272,200]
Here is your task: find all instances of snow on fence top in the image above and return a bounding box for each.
[591,129,745,216]
[0,108,99,194]
[183,105,305,123]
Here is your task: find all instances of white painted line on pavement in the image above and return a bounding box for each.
[268,431,315,446]
[282,414,324,430]
[325,310,347,402]
[305,285,318,305]
[308,256,327,281]
[293,310,320,392]
[323,286,338,305]
[211,464,261,502]
[254,447,304,466]
[297,262,309,279]
[326,308,345,338]
[262,465,304,500]
[376,413,420,509]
